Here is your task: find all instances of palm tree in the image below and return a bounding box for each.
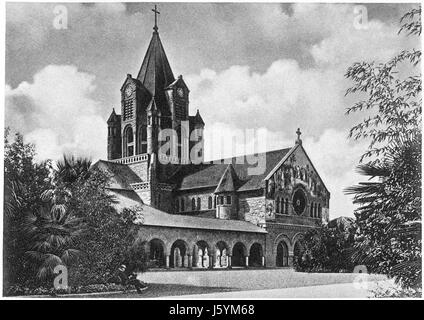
[25,155,92,284]
[41,155,92,219]
[23,202,85,282]
[345,133,421,288]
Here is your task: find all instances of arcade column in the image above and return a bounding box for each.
[165,255,170,269]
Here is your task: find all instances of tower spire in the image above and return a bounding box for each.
[152,5,160,32]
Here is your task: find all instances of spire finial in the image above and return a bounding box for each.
[152,5,160,32]
[296,128,302,145]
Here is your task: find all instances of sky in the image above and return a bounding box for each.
[4,2,420,219]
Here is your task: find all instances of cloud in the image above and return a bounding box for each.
[186,60,343,139]
[5,65,106,162]
[304,129,368,219]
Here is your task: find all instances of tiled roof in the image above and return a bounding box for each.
[93,160,142,189]
[107,189,266,233]
[139,205,267,233]
[170,148,292,192]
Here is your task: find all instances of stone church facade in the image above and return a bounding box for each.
[94,16,330,270]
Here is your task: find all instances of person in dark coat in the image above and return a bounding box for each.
[117,264,148,294]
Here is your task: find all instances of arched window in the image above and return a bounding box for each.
[214,196,217,208]
[181,198,185,212]
[314,203,317,218]
[280,198,284,214]
[310,203,314,217]
[285,199,289,214]
[318,204,322,218]
[139,126,147,154]
[191,198,196,211]
[123,126,134,157]
[208,196,212,209]
[197,197,201,210]
[276,197,280,213]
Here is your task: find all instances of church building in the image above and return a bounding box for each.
[94,8,330,270]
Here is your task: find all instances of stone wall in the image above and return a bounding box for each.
[128,160,149,182]
[174,189,216,214]
[265,222,314,267]
[238,193,266,226]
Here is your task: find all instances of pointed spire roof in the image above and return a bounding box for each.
[215,164,238,194]
[137,31,175,99]
[107,108,120,123]
[194,109,205,125]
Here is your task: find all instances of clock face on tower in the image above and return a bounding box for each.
[177,87,184,98]
[125,85,133,98]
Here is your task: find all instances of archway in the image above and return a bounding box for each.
[123,125,134,157]
[149,239,165,268]
[193,240,210,268]
[249,243,263,267]
[215,241,229,268]
[232,242,247,267]
[170,239,188,268]
[276,241,289,267]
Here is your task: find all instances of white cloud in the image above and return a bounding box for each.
[304,129,368,219]
[6,65,106,162]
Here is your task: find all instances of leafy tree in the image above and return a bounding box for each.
[39,155,146,286]
[3,129,51,291]
[345,8,422,289]
[345,8,421,162]
[294,217,356,273]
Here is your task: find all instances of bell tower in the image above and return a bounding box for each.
[105,5,206,208]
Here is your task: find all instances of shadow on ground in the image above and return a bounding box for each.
[64,283,237,299]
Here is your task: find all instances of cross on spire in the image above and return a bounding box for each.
[296,128,302,145]
[152,5,160,32]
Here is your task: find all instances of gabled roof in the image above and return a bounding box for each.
[265,144,330,194]
[137,31,175,112]
[169,148,292,192]
[215,164,238,193]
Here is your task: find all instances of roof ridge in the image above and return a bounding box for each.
[206,147,291,165]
